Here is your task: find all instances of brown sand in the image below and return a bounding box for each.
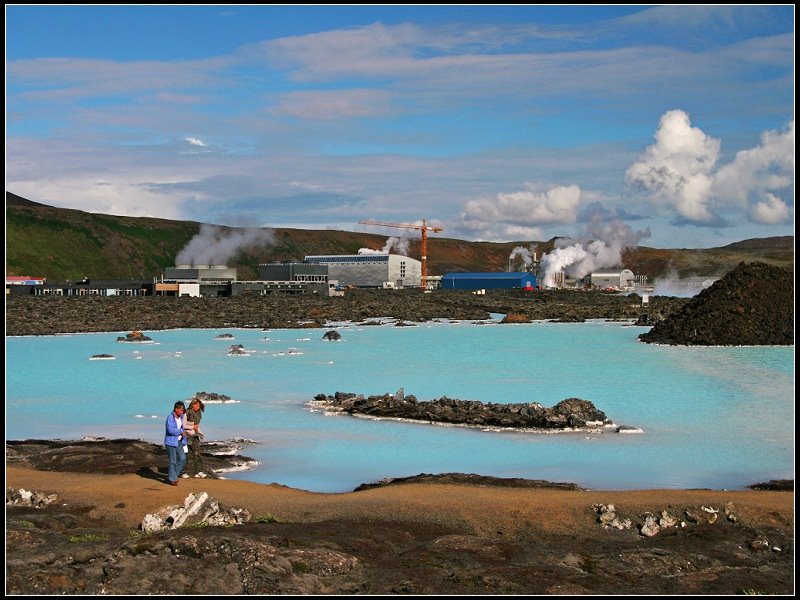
[6,465,792,537]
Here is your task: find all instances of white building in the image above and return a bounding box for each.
[590,269,636,290]
[304,253,421,288]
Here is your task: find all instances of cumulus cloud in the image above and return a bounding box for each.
[459,184,580,240]
[749,192,790,224]
[625,109,720,222]
[627,110,794,226]
[711,120,794,212]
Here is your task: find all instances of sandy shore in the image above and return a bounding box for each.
[7,464,795,594]
[7,465,793,536]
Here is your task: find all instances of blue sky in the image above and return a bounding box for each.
[6,5,795,252]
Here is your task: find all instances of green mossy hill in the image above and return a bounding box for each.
[6,192,794,282]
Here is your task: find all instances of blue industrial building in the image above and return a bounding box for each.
[439,272,537,290]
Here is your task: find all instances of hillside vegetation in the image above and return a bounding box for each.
[5,192,794,282]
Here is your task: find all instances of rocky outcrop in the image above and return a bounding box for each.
[500,312,530,323]
[354,473,584,492]
[190,391,235,404]
[140,491,252,532]
[312,391,609,430]
[116,330,153,342]
[639,262,793,346]
[322,330,342,341]
[5,438,257,478]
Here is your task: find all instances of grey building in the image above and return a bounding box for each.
[258,261,328,284]
[157,265,238,297]
[23,279,153,296]
[164,265,238,283]
[589,270,636,290]
[238,261,330,295]
[304,253,421,288]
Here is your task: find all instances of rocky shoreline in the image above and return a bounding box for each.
[311,391,623,432]
[8,441,791,594]
[5,288,688,336]
[5,437,258,480]
[6,438,794,595]
[7,262,792,348]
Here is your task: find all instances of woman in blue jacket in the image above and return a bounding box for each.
[164,401,188,485]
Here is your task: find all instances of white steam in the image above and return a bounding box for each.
[651,268,719,298]
[539,220,650,288]
[175,223,276,266]
[508,245,537,269]
[358,236,410,256]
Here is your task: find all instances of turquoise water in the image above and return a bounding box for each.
[6,319,794,492]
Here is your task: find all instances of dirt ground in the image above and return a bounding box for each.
[6,465,794,595]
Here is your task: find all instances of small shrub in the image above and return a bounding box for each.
[292,561,310,574]
[68,533,109,543]
[256,513,281,523]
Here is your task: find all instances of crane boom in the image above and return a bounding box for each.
[358,219,443,288]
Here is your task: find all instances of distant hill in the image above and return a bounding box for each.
[5,191,794,283]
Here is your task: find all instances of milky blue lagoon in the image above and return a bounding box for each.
[6,319,794,493]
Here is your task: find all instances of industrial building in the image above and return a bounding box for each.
[8,278,153,296]
[155,262,334,297]
[156,265,237,297]
[304,253,421,288]
[439,272,537,290]
[249,261,330,295]
[589,269,636,291]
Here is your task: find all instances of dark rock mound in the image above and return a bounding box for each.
[5,438,256,478]
[322,330,342,341]
[190,390,234,403]
[638,262,793,346]
[354,472,584,492]
[748,479,794,491]
[313,391,609,430]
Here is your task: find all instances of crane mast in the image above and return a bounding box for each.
[358,219,443,289]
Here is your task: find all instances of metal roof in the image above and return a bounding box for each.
[441,272,533,280]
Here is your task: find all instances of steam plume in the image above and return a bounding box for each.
[358,236,410,256]
[540,220,649,288]
[508,245,537,268]
[175,224,276,266]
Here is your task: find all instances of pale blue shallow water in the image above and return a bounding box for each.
[6,318,794,493]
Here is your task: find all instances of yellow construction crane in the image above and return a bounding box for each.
[358,220,443,289]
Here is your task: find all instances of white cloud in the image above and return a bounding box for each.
[626,111,794,227]
[625,109,720,222]
[186,137,207,147]
[270,89,392,120]
[460,184,580,234]
[711,120,794,207]
[749,193,791,224]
